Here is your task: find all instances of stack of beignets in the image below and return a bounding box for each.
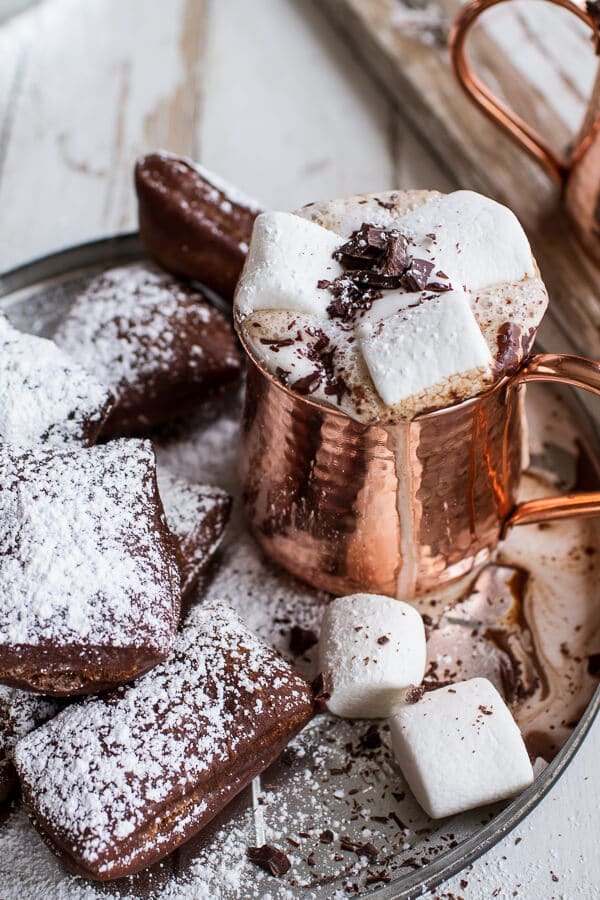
[0,157,314,882]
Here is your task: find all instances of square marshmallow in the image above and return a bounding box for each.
[394,190,535,292]
[358,289,492,406]
[390,678,534,819]
[318,593,426,719]
[235,211,343,319]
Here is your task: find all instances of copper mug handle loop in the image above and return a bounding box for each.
[449,0,599,186]
[504,352,600,530]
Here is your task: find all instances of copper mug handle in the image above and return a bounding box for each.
[505,353,600,530]
[449,0,600,186]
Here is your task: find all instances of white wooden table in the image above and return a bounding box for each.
[0,1,597,896]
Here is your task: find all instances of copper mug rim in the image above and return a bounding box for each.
[238,324,600,532]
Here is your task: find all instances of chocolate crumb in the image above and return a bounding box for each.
[319,829,334,844]
[551,871,559,883]
[405,684,425,704]
[359,724,382,750]
[377,635,390,645]
[340,837,378,859]
[289,625,318,656]
[247,844,291,877]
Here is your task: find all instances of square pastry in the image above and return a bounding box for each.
[53,263,242,436]
[157,469,232,598]
[0,686,59,804]
[0,439,180,695]
[0,315,112,446]
[390,678,534,819]
[14,605,314,881]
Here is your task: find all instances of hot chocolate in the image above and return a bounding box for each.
[235,189,548,422]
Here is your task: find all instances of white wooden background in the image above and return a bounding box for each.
[0,1,597,897]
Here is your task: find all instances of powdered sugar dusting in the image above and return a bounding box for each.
[155,150,263,213]
[0,440,179,651]
[0,316,111,446]
[157,468,231,595]
[14,605,312,877]
[53,263,236,417]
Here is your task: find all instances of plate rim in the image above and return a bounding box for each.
[1,233,598,900]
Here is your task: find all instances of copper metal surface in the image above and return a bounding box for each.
[449,0,600,264]
[238,345,600,598]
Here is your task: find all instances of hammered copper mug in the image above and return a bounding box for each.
[238,345,600,599]
[450,0,600,265]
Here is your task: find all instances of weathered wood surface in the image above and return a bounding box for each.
[0,1,598,896]
[321,0,600,358]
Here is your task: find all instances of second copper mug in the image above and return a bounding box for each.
[239,346,600,599]
[450,0,600,265]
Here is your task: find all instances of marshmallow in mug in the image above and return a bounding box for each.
[390,678,534,819]
[235,190,548,422]
[317,593,427,719]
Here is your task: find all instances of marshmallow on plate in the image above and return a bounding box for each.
[318,593,426,719]
[394,190,535,292]
[390,677,534,819]
[358,289,493,407]
[235,211,343,319]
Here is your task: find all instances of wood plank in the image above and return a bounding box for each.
[321,0,600,359]
[197,0,397,209]
[0,0,205,270]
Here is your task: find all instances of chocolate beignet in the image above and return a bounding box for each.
[135,152,260,300]
[0,687,59,805]
[0,440,180,695]
[0,315,112,446]
[53,263,242,436]
[14,605,314,881]
[157,469,232,597]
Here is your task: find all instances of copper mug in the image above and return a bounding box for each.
[450,0,600,264]
[238,344,600,599]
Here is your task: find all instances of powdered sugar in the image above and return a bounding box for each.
[14,605,312,877]
[0,440,179,652]
[53,262,237,423]
[0,688,58,759]
[0,315,111,446]
[154,150,263,213]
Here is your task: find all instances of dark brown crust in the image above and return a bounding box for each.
[99,299,242,437]
[135,153,259,301]
[176,490,233,598]
[0,758,17,805]
[0,643,169,696]
[26,708,311,881]
[80,392,115,447]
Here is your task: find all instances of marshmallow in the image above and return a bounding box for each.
[394,190,535,292]
[318,593,426,718]
[358,289,493,407]
[235,211,343,319]
[390,678,534,819]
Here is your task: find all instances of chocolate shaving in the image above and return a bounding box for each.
[319,829,334,844]
[312,671,333,711]
[340,837,378,859]
[291,371,321,395]
[289,625,318,656]
[322,222,451,324]
[376,635,390,645]
[359,724,382,750]
[247,844,291,876]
